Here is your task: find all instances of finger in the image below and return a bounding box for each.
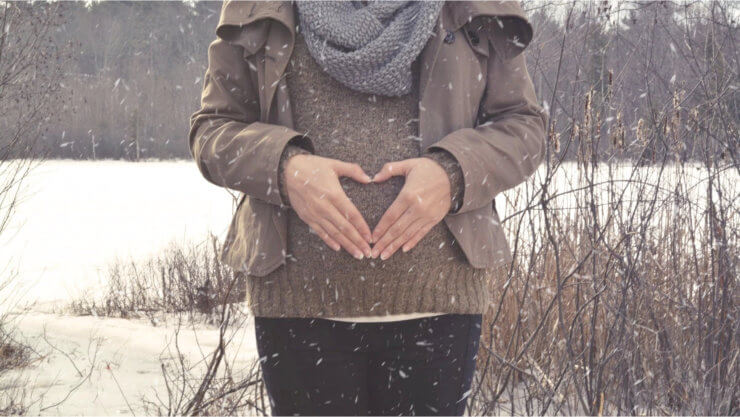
[332,161,372,184]
[372,206,415,259]
[324,201,372,257]
[380,216,427,260]
[307,221,341,252]
[401,221,435,253]
[372,160,412,183]
[330,192,372,244]
[371,191,411,243]
[317,217,366,259]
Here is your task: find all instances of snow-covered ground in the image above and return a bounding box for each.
[2,312,257,415]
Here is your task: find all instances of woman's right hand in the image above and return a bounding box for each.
[283,154,373,259]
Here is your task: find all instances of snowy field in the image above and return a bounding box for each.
[0,159,736,415]
[3,312,255,415]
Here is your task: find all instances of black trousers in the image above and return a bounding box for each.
[254,313,483,416]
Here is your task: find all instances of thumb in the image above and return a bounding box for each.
[372,160,412,183]
[332,160,372,183]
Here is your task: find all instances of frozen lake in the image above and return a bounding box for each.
[0,159,234,311]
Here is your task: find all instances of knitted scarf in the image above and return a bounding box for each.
[294,0,444,97]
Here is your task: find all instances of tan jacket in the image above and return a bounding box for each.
[189,1,548,276]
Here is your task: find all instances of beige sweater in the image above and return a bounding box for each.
[241,30,492,319]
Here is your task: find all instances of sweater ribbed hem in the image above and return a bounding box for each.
[244,261,492,318]
[323,312,447,322]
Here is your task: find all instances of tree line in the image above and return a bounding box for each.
[1,1,736,164]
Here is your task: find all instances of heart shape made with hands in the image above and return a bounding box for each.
[285,154,451,261]
[360,158,453,260]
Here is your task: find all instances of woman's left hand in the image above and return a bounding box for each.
[370,157,452,260]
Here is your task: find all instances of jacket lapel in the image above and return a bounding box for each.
[217,1,295,122]
[418,5,446,103]
[418,3,451,151]
[262,3,295,122]
[419,1,533,150]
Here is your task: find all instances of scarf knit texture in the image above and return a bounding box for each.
[295,0,444,97]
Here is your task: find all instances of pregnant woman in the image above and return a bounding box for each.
[189,1,547,415]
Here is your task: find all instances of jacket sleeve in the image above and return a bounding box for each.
[423,47,548,216]
[188,36,314,207]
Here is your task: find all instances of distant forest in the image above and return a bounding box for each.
[5,1,739,163]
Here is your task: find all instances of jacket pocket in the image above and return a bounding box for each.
[462,23,490,58]
[464,14,533,62]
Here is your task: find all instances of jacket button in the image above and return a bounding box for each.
[467,30,480,46]
[443,29,455,44]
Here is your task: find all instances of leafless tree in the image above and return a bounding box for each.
[0,1,70,414]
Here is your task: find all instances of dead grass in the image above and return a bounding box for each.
[65,233,246,325]
[0,325,35,416]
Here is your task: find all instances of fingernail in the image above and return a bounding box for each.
[402,246,409,252]
[354,252,364,260]
[380,252,388,260]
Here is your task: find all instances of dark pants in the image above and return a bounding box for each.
[254,313,482,416]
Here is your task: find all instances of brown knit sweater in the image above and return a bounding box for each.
[242,29,492,319]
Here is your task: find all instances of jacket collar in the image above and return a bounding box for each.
[216,1,296,122]
[217,1,294,47]
[216,1,296,60]
[217,1,532,57]
[448,0,530,30]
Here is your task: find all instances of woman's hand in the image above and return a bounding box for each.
[370,158,452,260]
[284,154,374,259]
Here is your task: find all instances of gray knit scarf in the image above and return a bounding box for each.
[295,0,444,97]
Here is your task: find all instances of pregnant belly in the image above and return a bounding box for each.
[285,172,463,279]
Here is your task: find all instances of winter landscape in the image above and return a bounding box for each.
[1,1,737,416]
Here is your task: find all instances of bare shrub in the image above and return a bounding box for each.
[0,319,34,416]
[471,1,738,415]
[62,233,274,416]
[66,233,246,324]
[0,2,70,414]
[0,331,32,372]
[140,305,270,416]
